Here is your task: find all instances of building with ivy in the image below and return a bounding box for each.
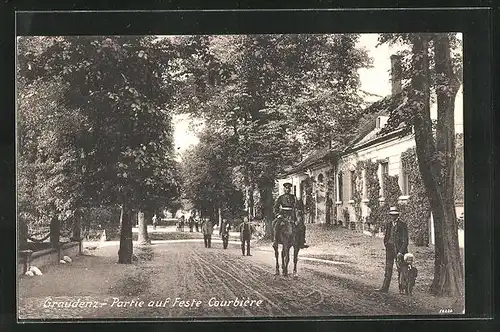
[278,55,464,247]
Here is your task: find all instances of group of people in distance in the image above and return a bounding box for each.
[197,215,258,255]
[148,181,411,293]
[173,215,200,232]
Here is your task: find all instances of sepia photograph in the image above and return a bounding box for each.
[16,32,465,320]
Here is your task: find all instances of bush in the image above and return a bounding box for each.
[82,207,121,240]
[371,174,401,234]
[401,148,430,246]
[400,202,429,246]
[358,160,380,231]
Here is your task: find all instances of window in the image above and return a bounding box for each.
[401,171,410,195]
[318,173,324,184]
[293,185,297,197]
[381,162,389,176]
[337,172,343,202]
[350,170,356,200]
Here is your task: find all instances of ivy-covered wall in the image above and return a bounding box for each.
[303,176,315,223]
[360,160,381,231]
[352,162,363,229]
[369,173,401,233]
[326,168,336,225]
[400,147,430,246]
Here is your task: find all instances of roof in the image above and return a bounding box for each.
[282,147,338,176]
[348,89,408,147]
[281,89,408,177]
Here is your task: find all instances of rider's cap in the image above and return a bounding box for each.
[283,182,292,188]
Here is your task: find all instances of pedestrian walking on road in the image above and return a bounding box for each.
[179,215,186,232]
[220,218,231,249]
[152,214,158,230]
[239,217,255,256]
[375,206,409,293]
[188,215,194,232]
[201,217,214,248]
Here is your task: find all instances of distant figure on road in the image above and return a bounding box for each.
[375,206,409,293]
[201,217,214,248]
[220,218,231,249]
[195,218,200,232]
[239,217,255,256]
[152,214,158,230]
[188,215,194,232]
[179,215,186,232]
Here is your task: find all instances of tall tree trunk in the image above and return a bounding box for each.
[410,34,463,298]
[431,33,463,297]
[118,193,133,264]
[49,214,60,248]
[72,208,82,240]
[247,182,255,219]
[259,182,274,239]
[137,210,150,245]
[19,217,28,250]
[72,208,82,253]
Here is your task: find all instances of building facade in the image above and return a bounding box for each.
[278,54,464,247]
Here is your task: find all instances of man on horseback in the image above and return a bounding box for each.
[272,182,309,249]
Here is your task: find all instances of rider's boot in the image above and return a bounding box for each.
[272,220,279,248]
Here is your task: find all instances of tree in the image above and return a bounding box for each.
[17,75,87,248]
[378,33,463,297]
[174,34,370,236]
[20,36,180,263]
[136,211,150,245]
[180,126,244,219]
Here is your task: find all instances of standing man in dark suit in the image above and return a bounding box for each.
[201,217,214,248]
[239,217,255,256]
[376,206,409,292]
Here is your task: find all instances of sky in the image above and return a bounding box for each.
[173,33,464,155]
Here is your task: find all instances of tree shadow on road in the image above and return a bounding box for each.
[305,268,458,315]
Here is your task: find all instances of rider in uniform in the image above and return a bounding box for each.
[272,182,309,249]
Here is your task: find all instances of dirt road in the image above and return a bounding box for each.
[18,241,441,319]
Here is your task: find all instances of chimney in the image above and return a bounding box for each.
[390,54,402,95]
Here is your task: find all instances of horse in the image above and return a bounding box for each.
[272,215,301,277]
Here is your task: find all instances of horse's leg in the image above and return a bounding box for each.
[281,247,286,276]
[285,245,291,277]
[273,242,280,276]
[283,244,290,277]
[293,245,300,277]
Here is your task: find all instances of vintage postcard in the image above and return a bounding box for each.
[16,16,468,320]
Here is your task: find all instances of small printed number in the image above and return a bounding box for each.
[439,309,453,313]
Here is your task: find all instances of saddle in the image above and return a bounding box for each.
[277,215,296,227]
